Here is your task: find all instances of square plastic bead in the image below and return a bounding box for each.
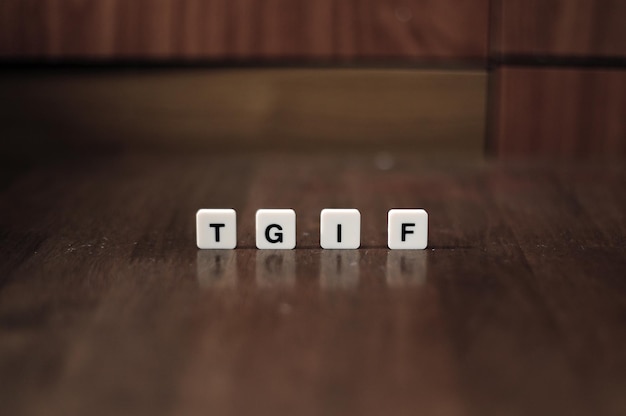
[387,209,428,249]
[196,209,237,249]
[320,209,361,249]
[255,209,296,249]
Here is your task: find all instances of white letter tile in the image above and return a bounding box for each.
[387,209,428,249]
[196,209,237,249]
[256,209,296,249]
[320,209,361,249]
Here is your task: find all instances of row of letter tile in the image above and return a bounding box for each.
[196,208,428,250]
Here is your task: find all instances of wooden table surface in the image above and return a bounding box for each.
[1,152,625,416]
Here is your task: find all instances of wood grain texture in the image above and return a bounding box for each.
[0,69,486,154]
[493,68,626,157]
[493,0,626,57]
[1,152,626,415]
[0,0,488,60]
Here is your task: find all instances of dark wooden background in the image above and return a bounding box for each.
[0,0,489,60]
[0,69,487,156]
[491,0,626,158]
[1,0,625,157]
[1,3,626,416]
[493,0,626,58]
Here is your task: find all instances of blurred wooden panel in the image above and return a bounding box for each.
[494,0,626,57]
[493,68,626,157]
[0,0,488,60]
[0,69,486,156]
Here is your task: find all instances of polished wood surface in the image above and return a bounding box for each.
[0,0,488,60]
[493,0,626,57]
[0,69,486,154]
[493,68,626,157]
[2,151,626,415]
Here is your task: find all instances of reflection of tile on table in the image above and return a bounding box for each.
[196,250,238,289]
[255,250,296,288]
[386,251,427,287]
[320,250,360,290]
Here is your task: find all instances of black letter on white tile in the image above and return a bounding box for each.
[401,223,415,242]
[209,223,225,242]
[265,224,284,243]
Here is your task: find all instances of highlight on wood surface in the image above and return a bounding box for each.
[0,69,487,154]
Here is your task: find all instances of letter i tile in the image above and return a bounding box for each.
[320,209,361,249]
